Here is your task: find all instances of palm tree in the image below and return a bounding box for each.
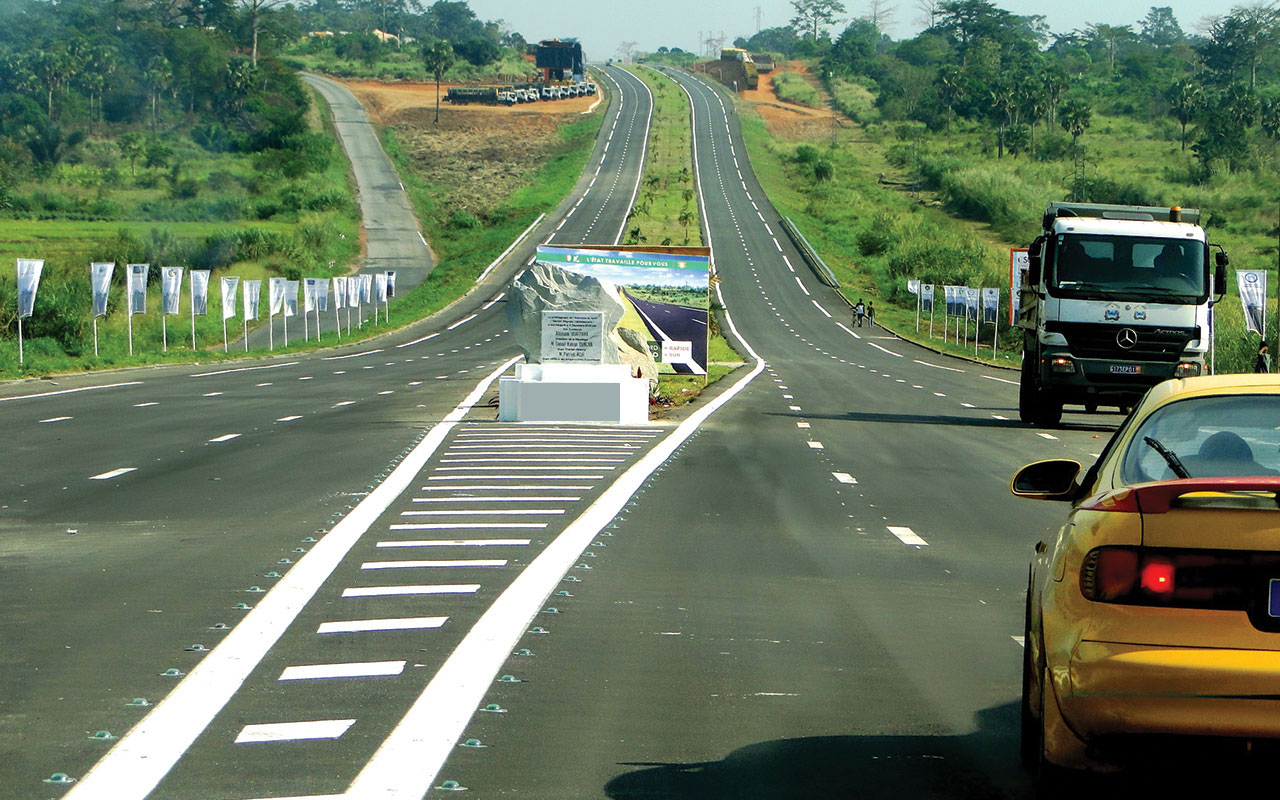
[1166,79,1201,152]
[421,39,455,124]
[1059,97,1091,150]
[678,209,695,244]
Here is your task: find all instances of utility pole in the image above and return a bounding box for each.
[754,6,763,32]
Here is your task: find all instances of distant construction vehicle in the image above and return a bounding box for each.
[693,47,758,92]
[536,39,586,82]
[751,53,775,73]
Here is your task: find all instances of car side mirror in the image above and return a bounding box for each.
[1011,459,1082,501]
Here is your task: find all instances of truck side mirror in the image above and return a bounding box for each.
[1028,236,1044,284]
[1215,250,1229,268]
[1214,262,1227,301]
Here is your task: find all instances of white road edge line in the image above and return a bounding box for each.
[983,375,1019,386]
[0,380,143,403]
[190,363,298,378]
[61,356,522,800]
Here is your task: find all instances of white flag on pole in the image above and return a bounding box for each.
[907,279,920,295]
[127,263,149,315]
[386,270,397,297]
[91,262,114,317]
[316,279,330,312]
[161,266,183,315]
[982,288,1000,324]
[966,287,979,321]
[268,277,286,316]
[221,277,239,320]
[921,284,934,313]
[283,280,299,318]
[190,270,210,316]
[243,280,261,320]
[304,278,320,313]
[360,273,373,303]
[333,276,348,309]
[1238,269,1267,336]
[16,259,44,319]
[375,273,388,303]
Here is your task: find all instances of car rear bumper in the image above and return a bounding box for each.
[1062,640,1280,738]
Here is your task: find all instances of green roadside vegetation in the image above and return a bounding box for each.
[694,3,1280,375]
[381,112,604,325]
[622,66,702,248]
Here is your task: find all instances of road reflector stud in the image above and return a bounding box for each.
[265,571,282,578]
[43,773,75,785]
[161,668,184,677]
[528,626,549,634]
[303,537,318,543]
[543,607,560,614]
[556,591,573,597]
[583,552,596,558]
[515,649,533,657]
[89,730,115,741]
[126,698,150,707]
[564,576,581,583]
[437,780,466,791]
[461,738,486,748]
[210,623,229,630]
[481,703,507,713]
[247,586,265,593]
[293,547,307,553]
[278,558,293,564]
[575,563,592,570]
[498,674,520,683]
[185,644,207,652]
[233,603,252,610]
[592,542,605,547]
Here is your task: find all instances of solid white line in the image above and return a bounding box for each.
[361,560,507,570]
[134,402,158,407]
[793,277,810,296]
[441,458,622,464]
[318,617,447,634]
[395,332,439,349]
[868,342,903,358]
[807,441,824,449]
[833,472,857,484]
[190,363,296,378]
[888,526,928,546]
[836,322,861,340]
[209,434,240,443]
[476,214,545,284]
[322,349,383,361]
[984,375,1019,386]
[277,415,302,423]
[202,392,223,397]
[0,381,142,403]
[39,416,72,423]
[992,414,1009,421]
[279,661,406,681]
[341,585,479,598]
[914,359,964,373]
[437,466,614,472]
[234,720,354,744]
[481,293,505,310]
[89,467,136,481]
[447,314,478,330]
[61,356,521,800]
[811,301,832,318]
[428,475,605,481]
[1037,433,1059,440]
[377,539,529,548]
[333,401,356,407]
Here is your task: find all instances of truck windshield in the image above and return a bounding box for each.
[1051,234,1206,301]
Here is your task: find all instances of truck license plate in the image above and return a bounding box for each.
[1109,365,1141,375]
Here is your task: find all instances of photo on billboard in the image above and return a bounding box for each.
[535,245,711,375]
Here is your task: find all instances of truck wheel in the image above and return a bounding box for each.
[1019,351,1039,424]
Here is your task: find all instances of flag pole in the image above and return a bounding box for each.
[17,316,23,365]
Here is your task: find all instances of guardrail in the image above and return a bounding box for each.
[779,217,840,288]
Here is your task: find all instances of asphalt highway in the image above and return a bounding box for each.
[0,64,655,799]
[3,63,1141,800]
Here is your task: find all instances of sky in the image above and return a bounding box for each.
[468,0,1246,64]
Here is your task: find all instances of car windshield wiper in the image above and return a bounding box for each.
[1144,436,1191,479]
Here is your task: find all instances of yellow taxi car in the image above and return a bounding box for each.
[1013,375,1280,776]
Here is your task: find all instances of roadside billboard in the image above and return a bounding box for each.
[534,244,712,375]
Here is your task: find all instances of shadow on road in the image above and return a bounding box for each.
[604,700,1266,800]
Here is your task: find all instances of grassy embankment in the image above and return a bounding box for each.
[381,110,605,322]
[0,87,361,377]
[739,66,1279,373]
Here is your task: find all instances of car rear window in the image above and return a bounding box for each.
[1121,394,1280,483]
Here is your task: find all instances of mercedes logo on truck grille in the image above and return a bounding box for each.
[1116,328,1139,349]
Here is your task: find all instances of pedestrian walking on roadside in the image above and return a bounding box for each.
[1256,342,1271,373]
[854,299,866,327]
[867,301,875,327]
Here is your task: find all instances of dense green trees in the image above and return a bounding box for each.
[814,1,1280,179]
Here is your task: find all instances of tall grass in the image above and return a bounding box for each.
[771,72,823,109]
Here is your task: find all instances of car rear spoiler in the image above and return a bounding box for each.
[1085,478,1280,514]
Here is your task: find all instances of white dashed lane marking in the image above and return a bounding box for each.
[209,434,241,443]
[234,720,354,744]
[833,472,857,484]
[888,526,928,546]
[39,416,72,423]
[341,584,480,598]
[89,467,137,481]
[316,617,448,634]
[278,661,406,681]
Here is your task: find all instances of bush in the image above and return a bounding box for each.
[857,212,895,256]
[795,144,820,164]
[772,72,822,108]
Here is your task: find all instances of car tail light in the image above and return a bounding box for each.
[1080,546,1265,609]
